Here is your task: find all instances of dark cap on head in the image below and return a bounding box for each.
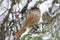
[31,7,39,10]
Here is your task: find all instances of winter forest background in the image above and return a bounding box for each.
[0,0,60,40]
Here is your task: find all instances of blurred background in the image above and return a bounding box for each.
[0,0,60,40]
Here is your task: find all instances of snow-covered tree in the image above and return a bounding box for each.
[0,0,60,40]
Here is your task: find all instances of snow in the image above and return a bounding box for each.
[21,28,32,38]
[12,4,19,12]
[27,0,39,10]
[0,0,11,24]
[43,34,51,40]
[1,0,8,8]
[0,0,60,40]
[5,37,9,40]
[31,34,39,37]
[19,0,27,11]
[38,0,53,23]
[5,31,14,40]
[0,0,8,16]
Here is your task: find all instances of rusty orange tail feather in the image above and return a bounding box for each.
[15,27,26,38]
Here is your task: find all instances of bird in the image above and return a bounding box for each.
[15,7,40,38]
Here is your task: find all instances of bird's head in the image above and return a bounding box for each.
[27,7,40,15]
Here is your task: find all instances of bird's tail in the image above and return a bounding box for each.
[15,26,26,38]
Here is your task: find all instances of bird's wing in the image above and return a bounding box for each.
[25,14,34,27]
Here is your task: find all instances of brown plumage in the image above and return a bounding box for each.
[15,7,40,38]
